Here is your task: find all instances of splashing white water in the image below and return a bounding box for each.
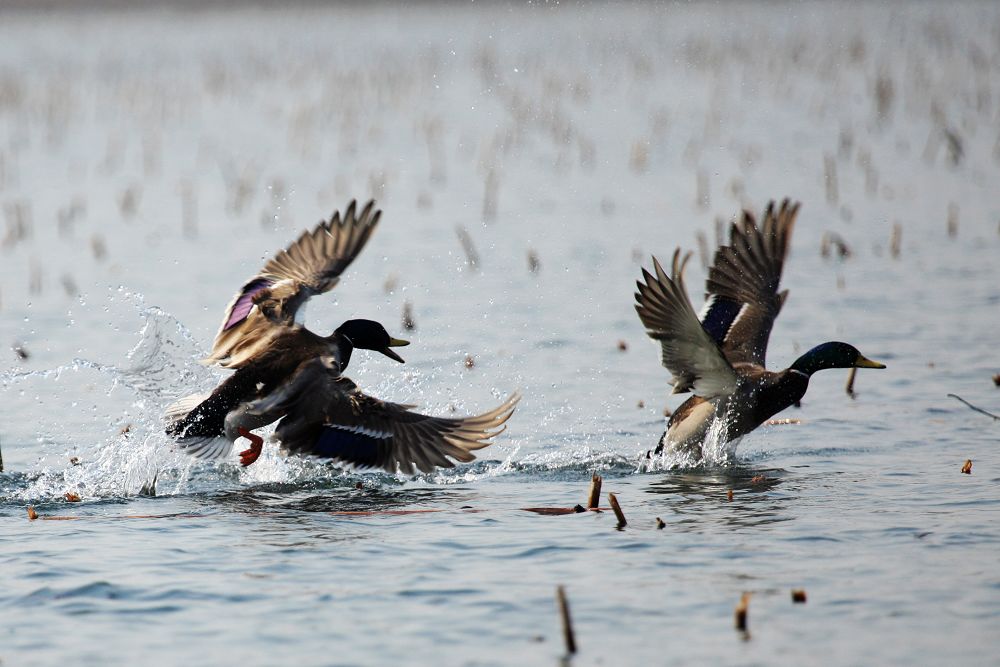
[637,410,743,472]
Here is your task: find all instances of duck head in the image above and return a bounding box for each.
[790,341,886,376]
[334,319,409,363]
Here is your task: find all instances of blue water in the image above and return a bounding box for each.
[2,3,1000,665]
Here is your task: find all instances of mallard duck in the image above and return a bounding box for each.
[634,199,885,459]
[165,199,519,472]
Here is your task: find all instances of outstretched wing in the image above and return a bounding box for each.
[700,199,798,366]
[246,357,520,475]
[635,250,740,398]
[205,199,381,367]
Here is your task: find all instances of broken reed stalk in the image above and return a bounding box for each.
[483,169,498,223]
[695,231,709,269]
[947,394,1000,421]
[823,154,838,205]
[734,592,750,632]
[587,474,602,509]
[402,301,416,331]
[608,492,627,528]
[845,367,857,398]
[455,225,479,270]
[556,585,577,655]
[695,169,709,209]
[527,248,540,273]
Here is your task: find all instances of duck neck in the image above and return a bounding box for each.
[790,342,843,376]
[334,334,354,370]
[790,354,821,377]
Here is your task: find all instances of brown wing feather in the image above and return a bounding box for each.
[204,200,381,368]
[245,358,520,474]
[634,250,740,398]
[703,199,798,366]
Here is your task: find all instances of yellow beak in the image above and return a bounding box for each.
[855,355,886,369]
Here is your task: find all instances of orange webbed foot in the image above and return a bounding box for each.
[237,427,264,467]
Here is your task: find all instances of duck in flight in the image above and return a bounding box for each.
[634,199,885,459]
[165,199,518,473]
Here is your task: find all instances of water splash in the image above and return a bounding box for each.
[637,410,743,472]
[0,295,222,501]
[1,292,680,502]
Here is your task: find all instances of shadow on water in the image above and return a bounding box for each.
[644,467,792,530]
[207,484,478,515]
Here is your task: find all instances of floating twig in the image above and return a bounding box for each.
[947,394,1000,421]
[523,506,585,516]
[608,492,627,528]
[961,460,972,475]
[791,589,807,604]
[556,585,577,655]
[587,474,602,509]
[845,367,858,399]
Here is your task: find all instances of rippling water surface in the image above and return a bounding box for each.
[2,3,999,665]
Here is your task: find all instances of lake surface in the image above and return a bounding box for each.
[2,2,999,665]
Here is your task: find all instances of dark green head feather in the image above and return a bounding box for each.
[790,341,885,376]
[334,319,409,363]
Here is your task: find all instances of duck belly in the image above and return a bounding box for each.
[660,398,718,455]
